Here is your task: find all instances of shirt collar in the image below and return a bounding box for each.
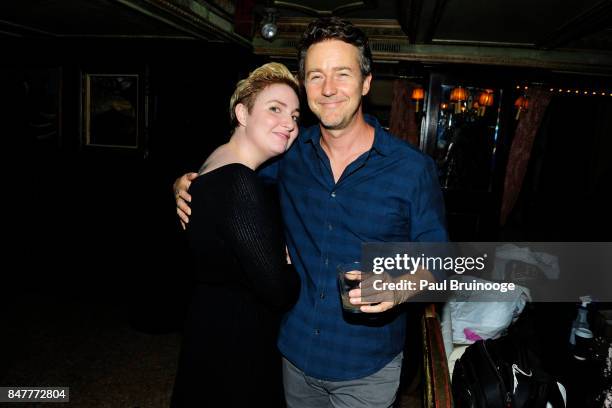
[299,114,391,156]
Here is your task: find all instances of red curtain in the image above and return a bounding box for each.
[389,79,420,146]
[234,0,256,38]
[499,88,552,225]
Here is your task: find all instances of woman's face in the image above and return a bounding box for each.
[240,83,300,158]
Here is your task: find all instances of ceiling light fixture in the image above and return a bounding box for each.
[261,8,278,41]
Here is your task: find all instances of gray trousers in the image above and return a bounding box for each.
[282,352,403,408]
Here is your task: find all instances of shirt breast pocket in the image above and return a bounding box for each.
[351,200,410,242]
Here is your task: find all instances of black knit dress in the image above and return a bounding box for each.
[170,163,299,408]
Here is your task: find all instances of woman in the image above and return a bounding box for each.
[170,63,301,407]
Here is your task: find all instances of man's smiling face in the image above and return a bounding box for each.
[303,39,372,130]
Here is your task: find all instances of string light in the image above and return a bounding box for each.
[516,84,611,97]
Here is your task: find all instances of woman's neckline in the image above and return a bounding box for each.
[198,162,254,177]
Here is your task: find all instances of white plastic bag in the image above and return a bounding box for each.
[446,276,531,344]
[492,244,560,280]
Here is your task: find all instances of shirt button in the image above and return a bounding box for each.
[328,224,333,231]
[314,329,320,335]
[331,191,336,198]
[325,258,329,266]
[320,292,326,299]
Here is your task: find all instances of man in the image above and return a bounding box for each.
[174,17,447,408]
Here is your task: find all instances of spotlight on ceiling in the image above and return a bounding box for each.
[261,8,278,41]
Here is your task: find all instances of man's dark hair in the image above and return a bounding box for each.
[297,17,372,81]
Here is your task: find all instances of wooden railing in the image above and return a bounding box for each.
[422,303,453,408]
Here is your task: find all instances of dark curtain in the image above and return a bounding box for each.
[389,79,420,146]
[501,94,612,240]
[500,88,552,226]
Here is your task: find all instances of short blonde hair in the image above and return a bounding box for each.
[229,62,299,129]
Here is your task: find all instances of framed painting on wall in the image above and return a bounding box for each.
[26,67,63,149]
[82,73,140,149]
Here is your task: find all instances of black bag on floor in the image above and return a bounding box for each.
[452,336,566,408]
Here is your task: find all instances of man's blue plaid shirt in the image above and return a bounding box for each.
[260,115,447,381]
